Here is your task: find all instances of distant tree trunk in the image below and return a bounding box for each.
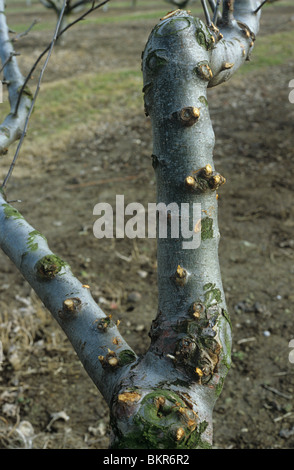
[164,0,191,9]
[0,0,264,449]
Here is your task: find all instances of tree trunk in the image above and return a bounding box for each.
[165,0,191,9]
[109,2,261,449]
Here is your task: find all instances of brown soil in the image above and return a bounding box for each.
[0,2,294,449]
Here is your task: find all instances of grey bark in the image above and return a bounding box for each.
[0,0,262,449]
[0,8,33,154]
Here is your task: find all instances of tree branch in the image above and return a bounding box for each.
[0,193,138,404]
[0,1,34,155]
[208,0,261,87]
[11,19,38,43]
[14,0,110,117]
[1,0,68,190]
[0,0,135,424]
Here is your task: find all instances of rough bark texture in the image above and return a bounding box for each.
[0,1,262,449]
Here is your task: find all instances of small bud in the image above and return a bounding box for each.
[108,357,119,367]
[190,302,204,319]
[223,62,234,70]
[160,9,181,21]
[156,396,166,408]
[185,175,197,189]
[195,367,203,377]
[63,298,75,312]
[177,265,186,278]
[195,63,213,81]
[202,164,213,178]
[176,427,185,441]
[208,174,226,190]
[174,265,187,286]
[243,28,251,38]
[97,315,112,331]
[61,297,81,316]
[179,107,200,127]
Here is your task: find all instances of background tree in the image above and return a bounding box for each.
[0,0,287,449]
[165,0,193,9]
[39,0,96,42]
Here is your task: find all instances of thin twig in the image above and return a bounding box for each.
[207,0,216,12]
[254,0,268,14]
[11,19,38,42]
[201,0,212,26]
[14,0,110,116]
[273,412,293,423]
[0,51,20,74]
[262,384,293,400]
[222,0,235,25]
[1,1,68,190]
[2,0,111,190]
[212,0,221,23]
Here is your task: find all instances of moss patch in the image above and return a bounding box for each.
[118,350,137,366]
[154,17,192,38]
[35,254,67,280]
[3,204,24,220]
[201,217,213,241]
[27,230,47,252]
[203,282,222,306]
[194,18,215,50]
